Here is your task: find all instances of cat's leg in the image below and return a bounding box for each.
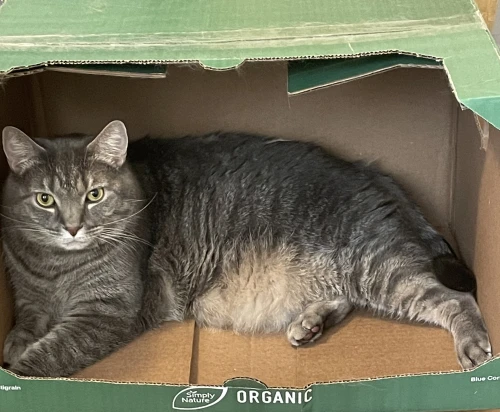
[3,307,49,368]
[4,325,37,367]
[140,263,185,329]
[7,305,139,377]
[366,271,491,369]
[287,297,352,346]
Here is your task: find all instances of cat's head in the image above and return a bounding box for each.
[1,121,147,251]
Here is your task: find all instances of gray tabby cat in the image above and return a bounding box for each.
[1,120,491,378]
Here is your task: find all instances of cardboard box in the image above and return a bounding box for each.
[476,0,498,28]
[1,0,500,411]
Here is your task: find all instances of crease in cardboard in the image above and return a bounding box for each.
[449,104,460,250]
[188,324,201,385]
[0,15,480,45]
[475,114,491,150]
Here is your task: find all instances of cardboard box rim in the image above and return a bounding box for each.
[0,58,494,380]
[2,63,500,411]
[3,47,495,131]
[1,0,499,129]
[1,1,500,411]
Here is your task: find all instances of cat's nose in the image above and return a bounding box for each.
[65,225,82,237]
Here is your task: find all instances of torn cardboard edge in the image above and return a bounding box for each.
[287,54,442,94]
[4,50,496,141]
[441,59,499,140]
[0,50,440,77]
[2,351,499,390]
[287,52,500,139]
[1,48,499,137]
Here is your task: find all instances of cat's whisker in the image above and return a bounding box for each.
[100,228,153,247]
[105,235,152,247]
[123,198,150,203]
[99,233,130,246]
[0,213,41,226]
[96,236,115,247]
[0,222,58,232]
[98,234,138,253]
[107,236,140,249]
[1,226,55,236]
[101,193,157,227]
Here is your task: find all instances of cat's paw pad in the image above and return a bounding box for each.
[287,313,324,346]
[456,331,492,369]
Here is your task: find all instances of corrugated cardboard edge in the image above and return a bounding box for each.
[2,354,499,391]
[0,63,168,79]
[2,50,490,135]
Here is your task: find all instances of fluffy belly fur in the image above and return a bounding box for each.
[191,245,338,334]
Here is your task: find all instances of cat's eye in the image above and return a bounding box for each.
[36,193,55,207]
[87,187,104,202]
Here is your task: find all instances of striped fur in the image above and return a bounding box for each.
[2,123,149,377]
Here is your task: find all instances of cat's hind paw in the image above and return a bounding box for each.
[287,313,324,346]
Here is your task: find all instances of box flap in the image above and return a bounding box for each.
[6,64,168,79]
[0,0,500,126]
[46,64,168,78]
[288,55,442,93]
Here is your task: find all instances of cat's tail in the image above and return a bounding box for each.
[432,254,477,293]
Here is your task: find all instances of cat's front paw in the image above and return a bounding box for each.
[3,330,32,367]
[8,361,39,377]
[455,327,492,369]
[8,355,49,378]
[7,363,29,377]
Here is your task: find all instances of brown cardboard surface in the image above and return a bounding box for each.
[454,111,485,269]
[193,314,458,387]
[0,77,34,363]
[0,256,12,366]
[454,111,500,354]
[453,118,500,412]
[0,64,489,388]
[74,321,195,384]
[475,0,498,28]
[472,126,500,353]
[36,63,455,227]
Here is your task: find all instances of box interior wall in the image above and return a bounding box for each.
[0,62,496,388]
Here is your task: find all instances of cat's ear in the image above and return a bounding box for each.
[86,120,128,168]
[2,126,46,175]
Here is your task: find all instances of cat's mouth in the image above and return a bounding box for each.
[59,228,94,250]
[60,238,93,250]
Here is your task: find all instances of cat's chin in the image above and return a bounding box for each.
[58,238,93,251]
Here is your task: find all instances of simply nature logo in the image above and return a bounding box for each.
[172,387,228,410]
